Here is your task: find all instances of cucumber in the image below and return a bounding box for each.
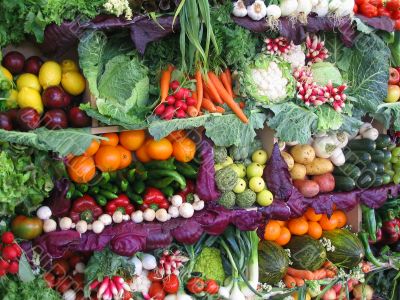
[361,162,378,173]
[382,174,392,185]
[333,164,361,180]
[334,176,356,192]
[347,139,376,152]
[370,150,385,163]
[376,163,385,174]
[382,150,392,163]
[344,150,371,164]
[356,172,374,189]
[376,134,392,149]
[373,175,383,187]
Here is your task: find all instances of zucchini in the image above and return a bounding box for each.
[334,176,356,192]
[373,175,383,187]
[356,172,374,189]
[333,164,361,180]
[382,150,392,163]
[370,150,385,163]
[376,134,392,149]
[382,174,392,185]
[362,162,378,173]
[376,163,385,174]
[347,139,376,152]
[344,150,371,164]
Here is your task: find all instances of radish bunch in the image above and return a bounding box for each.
[265,37,293,55]
[0,232,22,276]
[154,81,197,120]
[323,81,347,112]
[90,276,131,300]
[305,34,329,65]
[156,250,189,277]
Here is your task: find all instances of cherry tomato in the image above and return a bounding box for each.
[360,3,379,17]
[123,291,132,300]
[186,277,205,294]
[204,279,219,295]
[43,272,56,288]
[0,259,10,271]
[162,274,179,294]
[354,3,359,13]
[148,270,163,282]
[395,19,400,30]
[392,9,400,19]
[56,278,72,293]
[52,259,70,277]
[2,245,18,260]
[378,6,392,16]
[387,0,400,10]
[12,243,22,257]
[149,282,166,300]
[7,261,19,274]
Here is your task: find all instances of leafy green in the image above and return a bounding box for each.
[315,105,343,132]
[193,247,226,283]
[267,102,318,143]
[375,102,400,130]
[0,277,62,300]
[311,62,343,86]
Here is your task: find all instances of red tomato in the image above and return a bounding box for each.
[360,3,379,17]
[75,292,85,300]
[149,282,166,300]
[0,259,10,271]
[1,232,14,244]
[204,279,219,295]
[378,6,391,16]
[56,278,72,293]
[123,291,132,300]
[2,245,18,260]
[186,277,205,294]
[148,270,163,282]
[395,19,400,30]
[387,0,400,10]
[162,274,179,294]
[354,3,359,13]
[69,255,83,269]
[392,9,400,19]
[355,0,368,5]
[7,261,19,274]
[52,259,69,276]
[43,272,56,288]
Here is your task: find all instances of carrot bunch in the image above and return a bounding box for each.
[283,263,338,288]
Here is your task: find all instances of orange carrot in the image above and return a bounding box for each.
[325,269,336,278]
[293,277,305,287]
[195,70,203,113]
[201,98,217,113]
[215,106,225,113]
[286,267,314,280]
[313,269,327,280]
[220,72,233,97]
[160,65,174,102]
[203,75,223,104]
[283,275,296,289]
[203,88,211,100]
[207,72,248,123]
[224,68,233,87]
[192,91,198,100]
[187,106,198,117]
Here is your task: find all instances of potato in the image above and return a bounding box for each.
[305,158,334,175]
[293,179,320,197]
[281,151,294,170]
[290,144,315,164]
[290,163,307,180]
[312,173,335,193]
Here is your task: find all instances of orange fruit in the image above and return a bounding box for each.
[146,138,173,160]
[276,220,287,227]
[84,140,100,157]
[288,217,309,235]
[67,156,96,183]
[167,130,187,142]
[305,207,322,222]
[116,145,132,169]
[172,137,196,162]
[100,133,119,146]
[119,130,146,151]
[332,210,347,228]
[319,214,338,231]
[264,220,282,241]
[307,221,323,239]
[94,145,121,172]
[136,140,152,163]
[275,227,291,246]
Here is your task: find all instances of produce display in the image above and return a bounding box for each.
[2,0,400,299]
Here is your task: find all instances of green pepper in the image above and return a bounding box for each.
[66,183,76,199]
[174,161,198,179]
[161,186,174,198]
[96,195,107,206]
[147,170,186,189]
[89,186,100,195]
[145,158,176,170]
[102,183,118,194]
[120,179,129,192]
[72,190,83,199]
[77,184,89,193]
[127,189,143,205]
[132,180,146,194]
[146,177,175,189]
[101,172,111,184]
[98,189,118,200]
[358,231,382,267]
[361,205,377,242]
[109,171,118,182]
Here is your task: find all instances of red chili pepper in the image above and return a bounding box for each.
[70,195,103,223]
[176,180,195,201]
[142,187,169,211]
[105,194,135,215]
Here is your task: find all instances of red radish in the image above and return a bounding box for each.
[12,243,22,257]
[0,259,10,270]
[7,260,19,274]
[1,232,14,244]
[166,95,176,105]
[389,67,400,84]
[175,100,186,110]
[170,80,180,91]
[322,288,336,300]
[332,283,342,294]
[162,106,175,120]
[2,245,18,260]
[154,104,166,116]
[109,279,118,297]
[174,88,187,100]
[89,279,100,290]
[347,278,358,292]
[186,97,197,106]
[176,109,187,118]
[97,277,110,299]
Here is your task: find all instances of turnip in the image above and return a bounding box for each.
[129,256,143,276]
[142,254,157,270]
[362,127,379,141]
[313,135,337,158]
[330,147,345,166]
[295,0,313,23]
[322,288,336,300]
[280,0,298,16]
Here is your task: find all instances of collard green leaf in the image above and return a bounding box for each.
[18,253,35,283]
[267,102,318,143]
[340,114,364,135]
[324,32,352,73]
[315,105,343,132]
[375,102,400,130]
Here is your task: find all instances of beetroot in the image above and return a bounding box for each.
[2,51,25,74]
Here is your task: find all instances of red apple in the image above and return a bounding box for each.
[2,51,25,74]
[42,86,71,108]
[389,67,400,85]
[24,56,43,75]
[43,109,68,129]
[17,108,40,131]
[68,107,91,127]
[386,85,400,103]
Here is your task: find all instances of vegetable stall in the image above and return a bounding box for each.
[1,0,400,299]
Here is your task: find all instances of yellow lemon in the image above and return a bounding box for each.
[61,71,86,96]
[39,61,62,89]
[6,89,18,108]
[0,66,13,81]
[17,73,41,92]
[17,87,43,114]
[61,59,79,73]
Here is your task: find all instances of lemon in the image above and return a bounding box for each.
[39,61,62,89]
[6,89,18,108]
[17,87,43,114]
[61,71,86,96]
[0,66,13,81]
[17,73,41,92]
[61,59,79,73]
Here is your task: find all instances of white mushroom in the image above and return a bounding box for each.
[155,209,169,222]
[92,220,105,234]
[192,200,205,211]
[170,195,183,207]
[75,262,85,273]
[75,220,88,234]
[43,219,57,233]
[131,211,144,223]
[98,214,112,226]
[112,211,124,223]
[143,209,156,222]
[168,206,180,218]
[123,214,130,221]
[179,203,195,218]
[59,217,73,230]
[36,206,52,220]
[193,194,201,202]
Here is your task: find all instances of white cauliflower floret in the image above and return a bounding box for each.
[104,0,133,19]
[282,45,306,70]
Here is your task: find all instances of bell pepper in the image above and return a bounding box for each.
[141,187,169,210]
[70,195,103,223]
[382,219,399,244]
[105,194,135,215]
[176,180,195,201]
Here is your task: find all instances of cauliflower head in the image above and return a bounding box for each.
[218,191,236,209]
[193,247,226,284]
[236,189,256,208]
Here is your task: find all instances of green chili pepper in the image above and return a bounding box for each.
[174,161,198,179]
[128,169,136,183]
[120,179,129,192]
[132,180,146,194]
[72,190,83,199]
[361,205,377,242]
[145,158,176,170]
[102,183,119,194]
[147,170,186,189]
[109,171,118,181]
[101,172,111,184]
[98,189,118,200]
[66,183,76,199]
[146,177,175,189]
[89,186,100,195]
[127,190,143,205]
[96,195,107,206]
[161,186,174,198]
[359,231,382,267]
[77,184,89,193]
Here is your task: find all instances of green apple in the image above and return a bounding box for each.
[252,149,268,165]
[233,178,247,193]
[214,163,224,171]
[221,156,234,167]
[249,176,266,192]
[246,162,264,178]
[231,163,246,178]
[257,189,273,206]
[394,173,400,184]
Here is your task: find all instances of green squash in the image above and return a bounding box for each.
[322,229,365,269]
[285,235,327,271]
[258,240,289,284]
